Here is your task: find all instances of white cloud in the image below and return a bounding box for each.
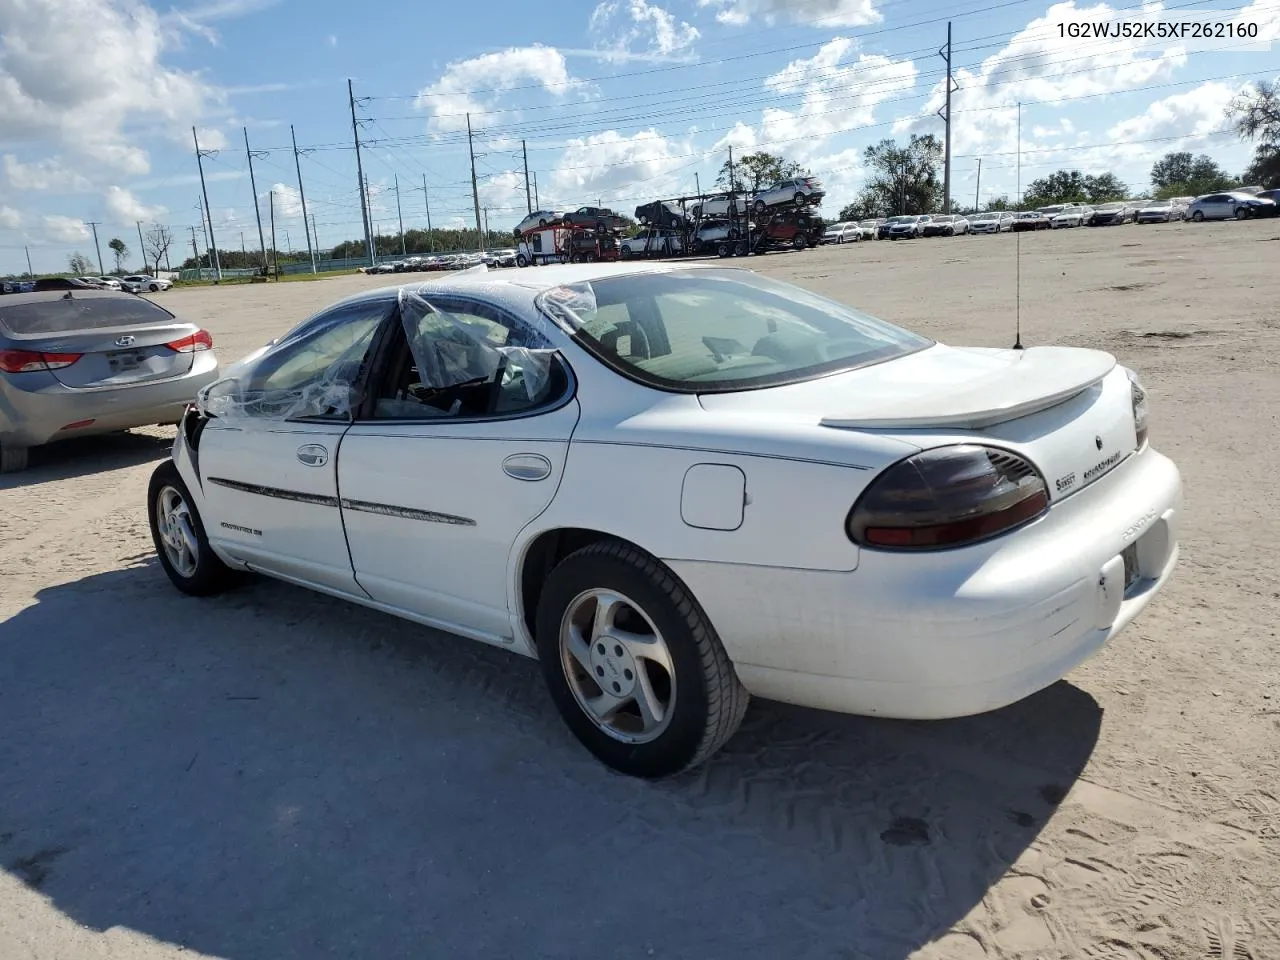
[1106,81,1239,144]
[745,39,916,157]
[478,170,532,219]
[104,186,168,225]
[415,45,581,134]
[3,155,92,192]
[0,0,221,176]
[42,215,90,243]
[698,0,880,28]
[0,206,21,229]
[589,0,700,62]
[327,34,337,47]
[264,182,304,219]
[550,128,694,206]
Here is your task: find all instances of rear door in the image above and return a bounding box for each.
[0,293,196,388]
[196,296,396,595]
[338,293,579,642]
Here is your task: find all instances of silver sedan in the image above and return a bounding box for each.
[0,289,219,472]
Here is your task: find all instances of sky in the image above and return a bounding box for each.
[0,0,1277,274]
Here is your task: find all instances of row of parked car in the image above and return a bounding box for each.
[821,188,1280,244]
[365,249,521,274]
[1,274,174,295]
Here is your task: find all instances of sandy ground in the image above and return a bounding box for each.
[2,219,1278,960]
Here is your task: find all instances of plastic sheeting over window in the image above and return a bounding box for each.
[396,287,556,409]
[195,286,560,423]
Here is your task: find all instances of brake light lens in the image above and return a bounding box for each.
[847,444,1049,550]
[166,329,214,353]
[1125,367,1148,447]
[0,349,83,373]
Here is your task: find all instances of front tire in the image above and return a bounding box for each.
[148,459,236,596]
[1192,210,1204,222]
[533,541,749,778]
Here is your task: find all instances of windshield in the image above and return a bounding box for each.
[932,215,953,222]
[536,268,931,394]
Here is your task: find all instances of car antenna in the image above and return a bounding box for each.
[1013,100,1024,350]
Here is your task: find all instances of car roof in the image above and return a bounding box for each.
[0,289,146,307]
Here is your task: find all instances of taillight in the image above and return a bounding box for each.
[166,329,214,353]
[1125,367,1149,447]
[0,349,83,373]
[847,445,1049,550]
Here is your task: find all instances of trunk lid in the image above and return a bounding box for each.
[0,292,196,388]
[697,344,1138,502]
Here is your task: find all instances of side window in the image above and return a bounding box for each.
[229,300,390,420]
[369,298,567,421]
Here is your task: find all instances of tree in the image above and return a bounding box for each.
[838,200,872,221]
[1150,151,1235,197]
[855,134,943,216]
[143,224,174,274]
[983,194,1012,211]
[68,252,95,274]
[1020,169,1128,207]
[715,151,808,194]
[107,238,128,273]
[1227,79,1280,188]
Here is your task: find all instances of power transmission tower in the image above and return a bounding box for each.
[269,189,278,280]
[394,174,406,256]
[348,78,375,267]
[243,127,269,269]
[466,113,485,252]
[420,175,434,252]
[85,221,104,275]
[937,22,959,214]
[192,128,222,279]
[522,139,532,214]
[291,125,317,274]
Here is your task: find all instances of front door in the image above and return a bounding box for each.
[196,296,396,595]
[338,293,580,643]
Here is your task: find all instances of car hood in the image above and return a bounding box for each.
[697,343,1115,429]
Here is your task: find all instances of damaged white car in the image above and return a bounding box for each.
[148,263,1182,778]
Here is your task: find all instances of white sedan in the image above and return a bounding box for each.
[122,274,173,292]
[147,262,1183,778]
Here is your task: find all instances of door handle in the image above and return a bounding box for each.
[502,453,552,481]
[297,443,329,467]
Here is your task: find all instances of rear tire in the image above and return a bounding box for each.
[0,442,29,473]
[533,540,749,778]
[148,459,237,596]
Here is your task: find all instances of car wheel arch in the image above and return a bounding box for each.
[517,527,661,649]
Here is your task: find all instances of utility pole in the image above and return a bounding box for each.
[695,172,701,196]
[291,125,317,274]
[310,215,320,260]
[974,158,982,211]
[243,127,269,270]
[192,127,221,279]
[136,220,146,272]
[483,206,490,240]
[189,226,200,273]
[348,78,375,267]
[269,189,278,280]
[532,171,539,209]
[466,112,484,252]
[937,22,958,214]
[284,230,291,254]
[240,232,246,256]
[85,220,104,275]
[394,174,406,256]
[24,245,33,277]
[421,174,433,252]
[522,139,532,214]
[364,175,376,259]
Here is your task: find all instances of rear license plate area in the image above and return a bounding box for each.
[107,349,144,372]
[1122,542,1141,592]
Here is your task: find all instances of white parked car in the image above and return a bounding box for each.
[1185,192,1276,221]
[147,262,1182,778]
[94,276,123,290]
[857,219,881,239]
[968,212,1014,234]
[690,194,748,219]
[751,176,825,212]
[1050,207,1092,228]
[821,221,859,243]
[515,210,567,235]
[122,274,172,292]
[1135,201,1182,224]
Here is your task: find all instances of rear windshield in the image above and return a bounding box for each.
[537,268,931,393]
[0,295,176,336]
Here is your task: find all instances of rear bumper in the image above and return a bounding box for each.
[669,445,1183,720]
[0,352,219,447]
